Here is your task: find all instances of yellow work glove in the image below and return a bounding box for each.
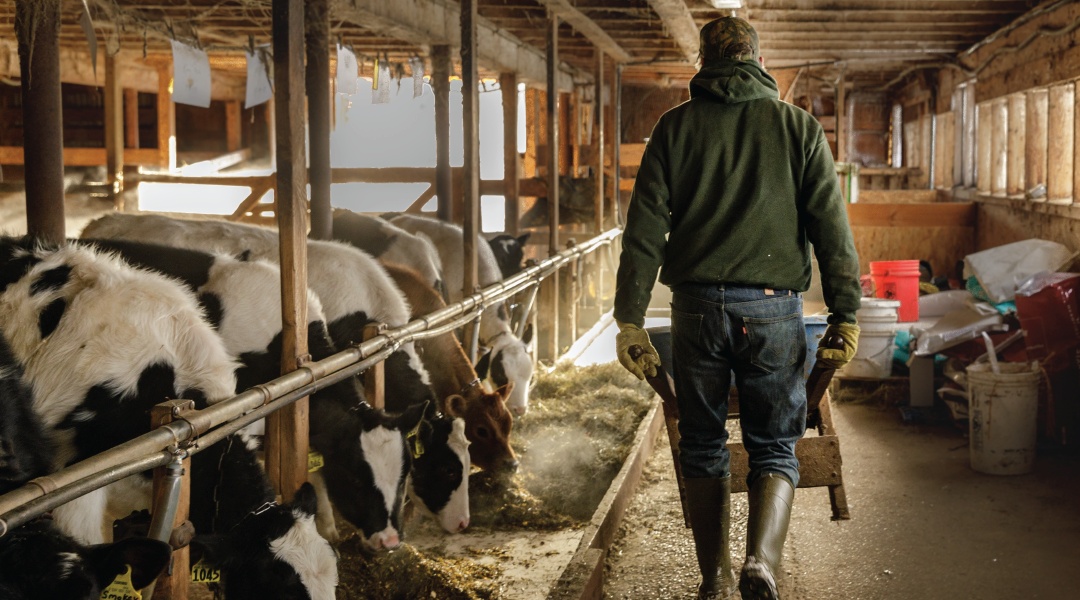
[615,320,660,381]
[816,323,861,370]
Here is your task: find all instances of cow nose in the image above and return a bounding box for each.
[512,405,527,416]
[457,518,469,532]
[503,459,520,474]
[380,532,400,550]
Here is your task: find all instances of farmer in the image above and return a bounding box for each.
[612,17,862,600]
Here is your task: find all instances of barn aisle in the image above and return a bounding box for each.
[603,401,1080,600]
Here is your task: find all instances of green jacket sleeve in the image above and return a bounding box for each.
[614,125,672,328]
[800,128,862,325]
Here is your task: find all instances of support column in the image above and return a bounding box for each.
[267,0,309,503]
[962,84,976,187]
[990,98,1007,197]
[545,13,560,359]
[613,63,623,224]
[977,103,991,194]
[1006,94,1025,197]
[124,88,140,149]
[105,54,124,210]
[16,0,64,243]
[461,0,480,315]
[524,88,538,178]
[594,51,605,320]
[1026,89,1048,200]
[149,401,191,600]
[305,0,332,240]
[156,62,176,171]
[226,101,241,152]
[501,72,519,235]
[432,46,452,222]
[1047,83,1074,205]
[836,70,847,163]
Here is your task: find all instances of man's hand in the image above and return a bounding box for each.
[616,321,660,380]
[816,323,860,369]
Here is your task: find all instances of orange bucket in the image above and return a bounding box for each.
[870,260,920,322]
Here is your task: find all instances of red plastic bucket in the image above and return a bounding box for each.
[870,260,920,322]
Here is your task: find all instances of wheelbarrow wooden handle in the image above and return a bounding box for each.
[806,333,845,422]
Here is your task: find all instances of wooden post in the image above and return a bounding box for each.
[594,51,605,320]
[836,70,846,163]
[560,241,578,347]
[16,0,65,244]
[613,63,623,224]
[363,325,386,409]
[306,0,332,240]
[156,62,176,171]
[546,13,561,359]
[991,99,1007,197]
[524,88,538,178]
[461,0,480,316]
[1048,84,1074,205]
[501,73,519,235]
[267,0,309,503]
[124,88,140,149]
[225,100,242,152]
[432,46,453,222]
[105,54,125,211]
[150,400,191,600]
[1006,94,1025,197]
[1026,89,1049,200]
[977,103,991,194]
[1074,87,1080,206]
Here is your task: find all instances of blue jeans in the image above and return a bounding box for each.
[670,283,806,487]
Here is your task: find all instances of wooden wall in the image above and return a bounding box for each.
[976,202,1080,252]
[848,203,976,279]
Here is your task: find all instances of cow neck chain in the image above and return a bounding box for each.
[482,330,510,347]
[459,378,481,396]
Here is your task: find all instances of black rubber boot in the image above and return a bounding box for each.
[685,476,735,599]
[739,473,795,600]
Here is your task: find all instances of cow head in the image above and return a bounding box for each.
[315,402,426,553]
[445,383,517,474]
[476,325,534,416]
[408,414,471,533]
[190,482,338,600]
[0,519,171,600]
[489,233,530,278]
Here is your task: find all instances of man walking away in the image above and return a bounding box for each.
[612,17,862,600]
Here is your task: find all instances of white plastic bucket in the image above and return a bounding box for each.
[839,329,896,378]
[858,314,900,332]
[856,298,902,319]
[967,362,1041,475]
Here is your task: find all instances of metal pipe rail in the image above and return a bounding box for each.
[0,227,622,536]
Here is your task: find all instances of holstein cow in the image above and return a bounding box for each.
[331,209,447,300]
[0,331,52,496]
[384,264,517,474]
[486,233,530,279]
[82,239,464,544]
[388,215,535,416]
[80,213,437,413]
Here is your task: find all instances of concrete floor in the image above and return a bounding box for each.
[603,400,1080,600]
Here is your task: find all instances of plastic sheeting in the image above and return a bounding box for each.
[964,239,1076,304]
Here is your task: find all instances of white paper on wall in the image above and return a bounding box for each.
[170,40,212,108]
[372,59,391,104]
[409,57,425,98]
[79,0,97,82]
[336,44,359,96]
[245,46,273,109]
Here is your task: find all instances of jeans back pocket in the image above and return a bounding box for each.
[744,312,801,373]
[671,308,704,365]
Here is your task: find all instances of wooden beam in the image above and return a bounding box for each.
[156,61,176,171]
[546,12,561,360]
[846,202,976,227]
[1026,89,1048,200]
[267,0,309,504]
[124,88,140,149]
[149,400,191,600]
[501,72,520,235]
[1006,94,1025,197]
[462,0,481,310]
[644,0,700,64]
[225,100,241,153]
[337,0,579,90]
[1047,84,1074,205]
[306,0,332,240]
[433,45,453,222]
[105,54,125,210]
[594,51,605,235]
[531,0,633,63]
[17,0,65,244]
[990,98,1007,197]
[977,102,991,194]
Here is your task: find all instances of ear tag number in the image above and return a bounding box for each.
[190,557,222,583]
[307,450,325,473]
[99,564,141,600]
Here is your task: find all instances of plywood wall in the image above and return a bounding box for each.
[852,226,975,279]
[977,203,1080,252]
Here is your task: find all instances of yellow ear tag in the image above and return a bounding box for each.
[99,564,141,600]
[406,422,425,459]
[307,450,325,473]
[372,58,379,89]
[190,557,222,584]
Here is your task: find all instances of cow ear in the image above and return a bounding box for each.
[517,233,530,245]
[475,351,492,380]
[445,395,467,419]
[521,323,534,345]
[290,482,319,517]
[86,537,172,591]
[398,402,427,433]
[494,381,515,402]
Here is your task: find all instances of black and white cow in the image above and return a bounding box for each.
[407,411,471,533]
[0,330,53,496]
[80,213,437,414]
[388,214,535,416]
[0,519,172,600]
[331,209,446,300]
[486,233,530,279]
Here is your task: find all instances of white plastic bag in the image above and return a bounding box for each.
[964,239,1075,304]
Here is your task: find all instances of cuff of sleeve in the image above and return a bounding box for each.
[613,307,646,329]
[827,310,858,325]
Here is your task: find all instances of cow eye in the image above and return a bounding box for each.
[476,426,490,439]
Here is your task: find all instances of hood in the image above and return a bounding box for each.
[689,60,779,104]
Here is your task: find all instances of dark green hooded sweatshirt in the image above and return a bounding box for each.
[614,60,861,327]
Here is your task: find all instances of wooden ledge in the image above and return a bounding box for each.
[967,191,1080,221]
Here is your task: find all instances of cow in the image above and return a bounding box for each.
[81,239,463,544]
[388,214,535,415]
[0,330,52,497]
[384,264,518,474]
[331,209,447,300]
[406,411,471,533]
[486,233,530,279]
[0,518,172,600]
[80,213,437,415]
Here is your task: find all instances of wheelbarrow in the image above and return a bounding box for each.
[631,315,851,523]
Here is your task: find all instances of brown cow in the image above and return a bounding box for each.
[385,264,518,473]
